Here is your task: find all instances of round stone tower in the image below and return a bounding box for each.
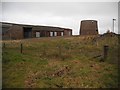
[80,20,98,35]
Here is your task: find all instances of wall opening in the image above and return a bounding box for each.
[36,32,40,37]
[54,32,57,36]
[23,27,32,38]
[50,32,53,37]
[61,32,64,36]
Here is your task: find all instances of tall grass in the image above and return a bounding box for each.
[2,35,119,88]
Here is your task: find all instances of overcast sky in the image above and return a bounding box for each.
[1,2,118,35]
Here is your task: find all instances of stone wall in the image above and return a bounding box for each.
[80,20,98,35]
[2,22,72,39]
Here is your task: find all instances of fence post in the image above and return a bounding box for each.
[20,43,23,54]
[103,45,109,60]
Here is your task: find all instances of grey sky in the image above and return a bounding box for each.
[2,2,118,35]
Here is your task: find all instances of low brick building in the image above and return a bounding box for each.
[1,22,72,40]
[80,20,98,35]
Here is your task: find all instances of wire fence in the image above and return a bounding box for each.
[2,35,118,62]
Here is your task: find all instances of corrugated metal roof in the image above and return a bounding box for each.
[1,22,72,31]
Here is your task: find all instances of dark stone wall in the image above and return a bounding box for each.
[11,25,23,39]
[32,26,72,37]
[80,20,98,35]
[64,29,72,36]
[2,23,72,39]
[57,31,62,36]
[2,26,12,40]
[2,24,23,40]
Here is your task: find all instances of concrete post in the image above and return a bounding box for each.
[103,45,109,60]
[21,43,23,54]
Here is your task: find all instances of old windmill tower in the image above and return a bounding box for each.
[80,20,98,35]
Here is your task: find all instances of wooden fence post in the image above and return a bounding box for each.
[103,45,109,60]
[20,43,23,54]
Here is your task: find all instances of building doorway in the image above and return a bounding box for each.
[36,32,40,37]
[23,27,32,38]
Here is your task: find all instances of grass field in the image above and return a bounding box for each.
[2,35,119,88]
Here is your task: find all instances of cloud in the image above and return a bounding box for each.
[2,2,118,35]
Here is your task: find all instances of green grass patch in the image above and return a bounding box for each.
[2,35,119,88]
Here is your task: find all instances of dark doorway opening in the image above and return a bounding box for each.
[40,31,46,37]
[23,27,32,38]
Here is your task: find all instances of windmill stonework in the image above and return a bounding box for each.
[80,20,98,35]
